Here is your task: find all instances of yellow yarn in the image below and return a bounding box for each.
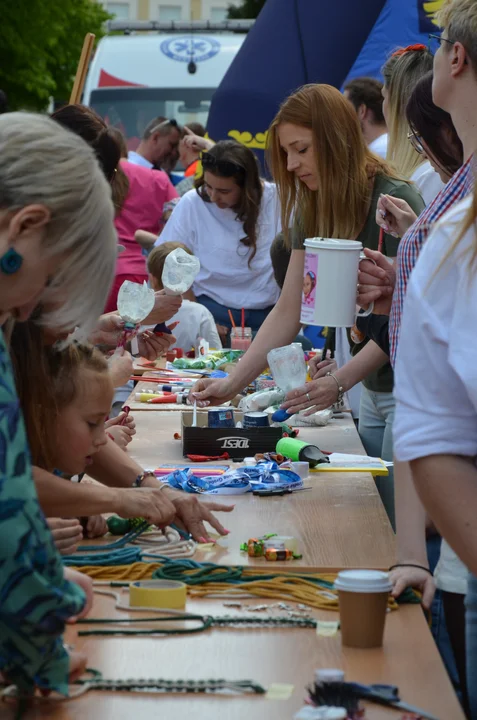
[70,563,161,580]
[71,564,401,612]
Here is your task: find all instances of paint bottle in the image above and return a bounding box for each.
[276,437,328,468]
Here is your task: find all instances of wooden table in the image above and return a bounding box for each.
[128,411,396,572]
[19,411,464,719]
[22,595,464,720]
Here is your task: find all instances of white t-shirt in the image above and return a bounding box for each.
[170,299,222,352]
[411,161,444,206]
[128,151,153,169]
[394,195,477,461]
[394,196,476,594]
[369,133,388,159]
[155,183,281,310]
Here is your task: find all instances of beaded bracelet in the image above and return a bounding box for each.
[389,563,433,576]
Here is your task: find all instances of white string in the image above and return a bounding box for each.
[130,526,196,558]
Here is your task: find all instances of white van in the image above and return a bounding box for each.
[83,21,252,148]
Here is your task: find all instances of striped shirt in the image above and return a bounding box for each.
[389,158,474,366]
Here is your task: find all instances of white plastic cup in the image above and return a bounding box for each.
[300,238,373,328]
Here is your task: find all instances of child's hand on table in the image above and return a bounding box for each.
[83,514,108,539]
[47,518,83,555]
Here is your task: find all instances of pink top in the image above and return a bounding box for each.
[115,160,178,276]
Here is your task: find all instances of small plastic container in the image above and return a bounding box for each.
[231,327,252,351]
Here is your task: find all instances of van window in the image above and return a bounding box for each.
[90,87,214,149]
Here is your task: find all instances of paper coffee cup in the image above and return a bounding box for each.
[301,238,369,328]
[334,570,392,649]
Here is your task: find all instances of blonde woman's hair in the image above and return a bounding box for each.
[267,83,403,248]
[382,47,434,178]
[0,112,116,335]
[437,0,477,74]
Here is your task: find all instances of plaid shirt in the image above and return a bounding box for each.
[390,158,474,366]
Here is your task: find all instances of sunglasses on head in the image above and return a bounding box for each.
[149,118,179,134]
[201,152,244,176]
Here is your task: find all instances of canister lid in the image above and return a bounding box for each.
[304,237,363,251]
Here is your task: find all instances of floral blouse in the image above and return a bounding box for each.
[0,329,85,694]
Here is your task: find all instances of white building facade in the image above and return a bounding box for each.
[101,0,230,22]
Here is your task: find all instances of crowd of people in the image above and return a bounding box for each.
[1,0,477,716]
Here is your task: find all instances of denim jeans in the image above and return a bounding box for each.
[196,295,273,334]
[427,535,461,699]
[466,572,477,719]
[358,386,395,528]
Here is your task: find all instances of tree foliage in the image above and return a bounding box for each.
[227,0,267,19]
[0,0,109,111]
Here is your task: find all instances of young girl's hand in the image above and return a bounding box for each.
[47,518,83,555]
[84,515,108,539]
[107,425,135,450]
[106,411,136,434]
[107,347,133,387]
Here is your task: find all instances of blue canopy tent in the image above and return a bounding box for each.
[207,0,444,168]
[345,0,443,81]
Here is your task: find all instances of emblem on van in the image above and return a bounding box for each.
[160,36,220,63]
[218,436,250,450]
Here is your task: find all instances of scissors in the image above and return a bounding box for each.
[349,682,440,720]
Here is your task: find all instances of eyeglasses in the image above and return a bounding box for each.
[407,129,425,155]
[428,33,455,52]
[149,118,179,134]
[201,152,244,176]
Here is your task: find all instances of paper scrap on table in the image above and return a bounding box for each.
[265,683,295,700]
[316,620,339,637]
[311,453,389,475]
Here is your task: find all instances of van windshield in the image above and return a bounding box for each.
[89,87,215,149]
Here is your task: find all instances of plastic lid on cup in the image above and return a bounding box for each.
[314,668,345,683]
[334,569,392,593]
[304,237,363,252]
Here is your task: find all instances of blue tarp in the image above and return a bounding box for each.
[345,0,443,82]
[207,0,444,170]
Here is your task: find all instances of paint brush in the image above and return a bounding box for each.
[228,309,236,330]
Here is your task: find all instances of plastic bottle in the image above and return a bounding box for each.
[276,437,329,468]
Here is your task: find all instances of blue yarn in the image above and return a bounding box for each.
[63,547,143,566]
[76,522,149,552]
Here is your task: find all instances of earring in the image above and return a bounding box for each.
[0,248,23,275]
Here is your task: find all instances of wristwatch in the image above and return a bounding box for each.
[133,471,159,488]
[326,372,345,405]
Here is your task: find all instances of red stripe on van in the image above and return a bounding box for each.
[98,70,147,88]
